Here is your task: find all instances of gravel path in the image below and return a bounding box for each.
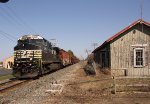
[0,61,85,104]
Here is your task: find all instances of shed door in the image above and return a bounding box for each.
[101,52,106,68]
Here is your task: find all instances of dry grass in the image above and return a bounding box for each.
[44,63,150,104]
[0,74,14,81]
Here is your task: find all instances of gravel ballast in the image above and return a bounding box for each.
[0,62,85,104]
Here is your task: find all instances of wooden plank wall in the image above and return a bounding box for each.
[94,46,110,68]
[110,24,150,76]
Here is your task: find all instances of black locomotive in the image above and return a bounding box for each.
[13,35,62,78]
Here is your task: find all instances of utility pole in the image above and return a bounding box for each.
[92,43,98,50]
[140,0,143,20]
[50,39,57,47]
[80,55,84,60]
[50,39,57,55]
[85,49,91,56]
[140,0,144,33]
[85,49,89,56]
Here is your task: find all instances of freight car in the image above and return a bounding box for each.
[13,35,72,78]
[59,49,72,66]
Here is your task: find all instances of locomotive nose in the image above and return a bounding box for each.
[13,61,39,78]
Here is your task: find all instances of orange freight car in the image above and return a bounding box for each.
[59,49,72,66]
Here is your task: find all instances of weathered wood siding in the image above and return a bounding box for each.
[111,23,150,76]
[94,46,110,68]
[94,50,101,65]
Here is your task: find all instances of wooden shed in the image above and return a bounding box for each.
[93,19,150,76]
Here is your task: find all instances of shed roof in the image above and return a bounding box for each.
[93,19,150,53]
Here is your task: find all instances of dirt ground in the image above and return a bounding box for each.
[43,67,150,104]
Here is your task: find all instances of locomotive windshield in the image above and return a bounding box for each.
[16,35,52,49]
[18,39,44,46]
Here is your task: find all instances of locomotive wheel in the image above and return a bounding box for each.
[38,69,43,76]
[33,69,42,79]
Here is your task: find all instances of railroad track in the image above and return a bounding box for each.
[0,79,31,93]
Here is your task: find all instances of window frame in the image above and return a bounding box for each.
[134,48,145,68]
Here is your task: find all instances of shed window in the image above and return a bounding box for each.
[134,48,144,67]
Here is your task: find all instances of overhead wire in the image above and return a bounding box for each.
[0,4,39,43]
[0,6,27,33]
[0,30,17,39]
[0,30,16,43]
[0,3,39,60]
[5,5,36,33]
[0,4,37,35]
[0,3,42,44]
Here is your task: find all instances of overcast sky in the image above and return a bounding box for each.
[0,0,150,61]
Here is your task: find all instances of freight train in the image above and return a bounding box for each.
[13,35,76,78]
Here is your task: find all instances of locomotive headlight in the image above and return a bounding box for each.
[16,64,19,66]
[30,58,33,60]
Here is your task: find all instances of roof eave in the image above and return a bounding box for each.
[92,19,150,53]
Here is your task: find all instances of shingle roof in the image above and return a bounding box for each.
[93,19,150,53]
